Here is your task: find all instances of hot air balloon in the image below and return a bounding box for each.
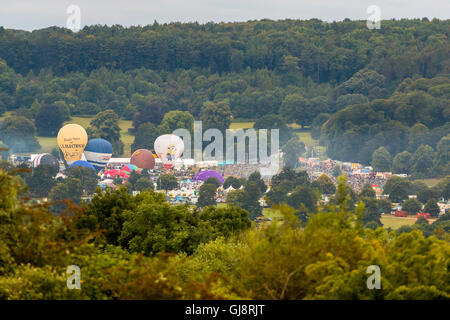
[32,153,60,171]
[83,138,113,171]
[104,169,123,178]
[68,160,96,172]
[193,170,225,184]
[130,149,155,170]
[154,134,184,170]
[121,164,141,175]
[57,124,88,164]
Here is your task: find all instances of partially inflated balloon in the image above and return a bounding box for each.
[57,124,88,163]
[68,160,96,172]
[33,153,59,170]
[130,149,155,170]
[154,134,184,170]
[32,153,60,176]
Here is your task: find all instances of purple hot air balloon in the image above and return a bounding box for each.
[193,170,225,184]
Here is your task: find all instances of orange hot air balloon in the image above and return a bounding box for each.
[57,124,88,163]
[130,149,155,170]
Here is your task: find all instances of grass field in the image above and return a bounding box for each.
[37,119,255,156]
[380,215,417,230]
[204,204,425,230]
[261,209,420,230]
[229,121,255,130]
[295,131,318,147]
[262,207,282,220]
[2,111,319,158]
[414,178,441,188]
[34,116,134,155]
[228,120,320,151]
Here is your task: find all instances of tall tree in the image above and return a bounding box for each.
[200,100,232,133]
[410,145,435,178]
[86,109,124,156]
[0,116,41,153]
[392,151,412,174]
[156,174,178,190]
[132,100,167,130]
[48,177,83,213]
[34,104,65,136]
[383,176,412,203]
[402,198,422,215]
[66,166,98,195]
[371,147,392,172]
[158,110,194,135]
[197,183,217,208]
[312,174,336,195]
[25,165,57,198]
[423,199,440,217]
[282,136,305,168]
[287,186,318,212]
[131,122,160,153]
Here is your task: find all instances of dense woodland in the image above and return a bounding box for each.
[0,19,449,177]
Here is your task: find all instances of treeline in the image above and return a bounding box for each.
[0,19,449,177]
[1,167,450,299]
[1,19,448,79]
[320,76,450,177]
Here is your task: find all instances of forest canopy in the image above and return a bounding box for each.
[0,18,448,176]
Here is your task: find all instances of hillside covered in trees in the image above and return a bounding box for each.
[0,19,448,176]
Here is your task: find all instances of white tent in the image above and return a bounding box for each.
[101,179,115,186]
[174,158,183,170]
[197,160,218,168]
[107,158,130,166]
[183,158,195,167]
[225,186,235,192]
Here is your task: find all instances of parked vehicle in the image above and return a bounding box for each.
[394,210,408,217]
[417,212,431,219]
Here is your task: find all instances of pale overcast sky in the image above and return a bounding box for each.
[0,0,448,31]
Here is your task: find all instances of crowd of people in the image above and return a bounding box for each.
[217,163,264,179]
[299,157,391,193]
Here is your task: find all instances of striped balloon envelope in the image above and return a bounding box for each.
[83,138,113,171]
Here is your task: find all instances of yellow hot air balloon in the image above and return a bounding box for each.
[57,124,88,163]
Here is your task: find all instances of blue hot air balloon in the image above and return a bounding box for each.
[68,160,96,172]
[83,138,113,171]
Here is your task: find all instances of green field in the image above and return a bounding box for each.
[179,203,422,229]
[34,116,134,155]
[229,121,321,153]
[414,178,441,188]
[262,209,419,230]
[2,113,318,158]
[380,215,417,230]
[228,121,255,130]
[262,207,282,220]
[37,119,255,156]
[295,131,318,147]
